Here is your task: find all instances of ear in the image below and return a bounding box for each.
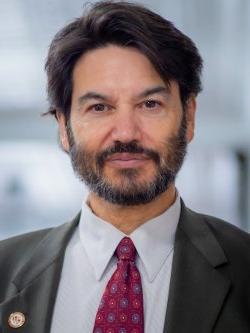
[56,111,70,152]
[185,95,196,143]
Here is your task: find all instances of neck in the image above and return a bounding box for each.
[87,185,177,235]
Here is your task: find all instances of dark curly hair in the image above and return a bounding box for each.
[45,0,203,120]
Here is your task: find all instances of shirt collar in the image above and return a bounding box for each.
[79,193,180,282]
[130,195,180,281]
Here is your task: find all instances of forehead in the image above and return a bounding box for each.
[72,45,167,96]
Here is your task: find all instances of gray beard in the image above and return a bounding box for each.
[67,114,187,206]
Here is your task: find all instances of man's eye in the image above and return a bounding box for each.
[91,104,107,112]
[144,100,160,108]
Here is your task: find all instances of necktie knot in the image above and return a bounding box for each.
[116,237,136,262]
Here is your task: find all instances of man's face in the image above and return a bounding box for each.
[58,45,196,205]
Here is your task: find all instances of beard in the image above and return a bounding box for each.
[66,114,188,206]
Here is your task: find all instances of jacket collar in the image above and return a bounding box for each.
[0,213,80,333]
[13,212,80,291]
[164,199,230,333]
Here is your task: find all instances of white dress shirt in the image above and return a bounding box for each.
[50,194,180,332]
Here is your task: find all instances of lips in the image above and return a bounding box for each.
[107,153,149,161]
[106,153,150,168]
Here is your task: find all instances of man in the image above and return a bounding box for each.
[0,1,249,332]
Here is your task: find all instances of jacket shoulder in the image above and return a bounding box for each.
[0,228,53,257]
[0,213,80,302]
[203,213,250,246]
[0,229,53,291]
[197,212,250,264]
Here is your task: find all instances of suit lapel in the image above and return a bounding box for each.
[164,202,231,333]
[0,213,80,333]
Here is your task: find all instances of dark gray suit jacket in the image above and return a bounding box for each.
[0,201,250,332]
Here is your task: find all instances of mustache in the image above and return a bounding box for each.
[96,141,160,167]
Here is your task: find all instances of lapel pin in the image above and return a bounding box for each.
[8,312,26,329]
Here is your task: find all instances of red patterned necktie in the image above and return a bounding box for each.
[93,237,144,333]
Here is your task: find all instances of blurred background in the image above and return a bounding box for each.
[0,0,250,239]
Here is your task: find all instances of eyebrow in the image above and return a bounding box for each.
[78,92,108,106]
[137,85,170,99]
[77,85,170,106]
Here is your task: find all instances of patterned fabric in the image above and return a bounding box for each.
[93,237,144,333]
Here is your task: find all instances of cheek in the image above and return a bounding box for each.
[70,116,111,151]
[140,117,180,147]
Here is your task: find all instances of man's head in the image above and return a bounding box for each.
[45,1,203,206]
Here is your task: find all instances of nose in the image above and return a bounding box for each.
[110,108,142,143]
